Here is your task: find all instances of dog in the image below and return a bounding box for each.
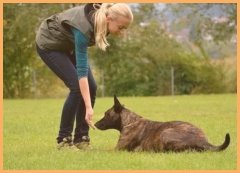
[95,96,230,152]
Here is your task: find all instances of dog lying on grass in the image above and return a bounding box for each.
[95,96,230,152]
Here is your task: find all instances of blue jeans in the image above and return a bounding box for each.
[36,45,97,143]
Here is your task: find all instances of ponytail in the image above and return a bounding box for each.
[93,3,113,51]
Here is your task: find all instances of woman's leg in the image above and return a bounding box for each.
[74,67,97,143]
[36,46,80,143]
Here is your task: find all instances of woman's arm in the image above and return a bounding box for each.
[79,77,93,123]
[72,27,93,124]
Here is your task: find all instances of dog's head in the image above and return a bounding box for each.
[95,95,123,131]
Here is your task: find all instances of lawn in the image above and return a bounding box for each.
[3,94,237,170]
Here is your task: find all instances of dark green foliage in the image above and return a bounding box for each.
[3,4,77,98]
[3,3,236,98]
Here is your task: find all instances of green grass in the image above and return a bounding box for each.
[3,94,237,170]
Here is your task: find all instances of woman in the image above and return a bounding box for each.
[36,3,133,149]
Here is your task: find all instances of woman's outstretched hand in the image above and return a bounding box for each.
[85,106,96,129]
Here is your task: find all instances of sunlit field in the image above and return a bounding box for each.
[3,94,236,170]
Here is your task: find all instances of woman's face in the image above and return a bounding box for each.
[107,15,131,36]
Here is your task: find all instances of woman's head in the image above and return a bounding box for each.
[94,3,133,51]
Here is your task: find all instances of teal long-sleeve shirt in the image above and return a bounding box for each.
[71,27,89,79]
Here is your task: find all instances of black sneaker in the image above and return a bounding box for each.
[74,136,91,150]
[57,136,76,150]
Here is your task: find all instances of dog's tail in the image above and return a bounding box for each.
[206,133,230,152]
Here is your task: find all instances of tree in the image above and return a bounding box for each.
[162,3,237,59]
[3,4,76,98]
[90,3,234,96]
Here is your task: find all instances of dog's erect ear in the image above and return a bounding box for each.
[114,95,121,106]
[114,95,123,113]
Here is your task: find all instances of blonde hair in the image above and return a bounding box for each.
[93,3,133,51]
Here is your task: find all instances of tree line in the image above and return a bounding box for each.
[3,3,237,98]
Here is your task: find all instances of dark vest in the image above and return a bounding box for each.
[36,4,97,52]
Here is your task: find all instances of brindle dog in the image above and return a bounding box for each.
[95,96,230,152]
